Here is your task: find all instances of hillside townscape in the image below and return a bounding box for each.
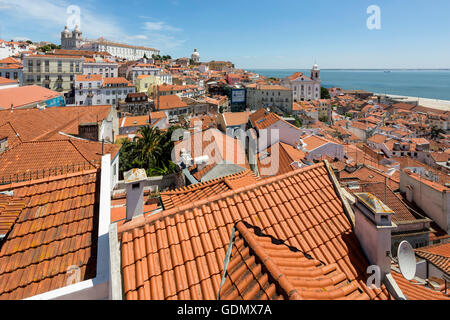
[0,5,449,304]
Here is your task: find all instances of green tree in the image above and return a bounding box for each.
[118,126,180,178]
[320,87,331,99]
[430,126,445,140]
[319,115,328,123]
[294,115,303,128]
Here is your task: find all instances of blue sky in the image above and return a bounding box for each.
[0,0,449,69]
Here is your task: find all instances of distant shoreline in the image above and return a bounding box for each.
[247,68,450,71]
[375,93,450,112]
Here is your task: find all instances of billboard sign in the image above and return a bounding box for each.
[231,88,246,104]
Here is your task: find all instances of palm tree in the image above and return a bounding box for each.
[135,126,163,168]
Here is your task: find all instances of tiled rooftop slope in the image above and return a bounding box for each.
[219,221,369,300]
[0,170,100,299]
[119,163,391,300]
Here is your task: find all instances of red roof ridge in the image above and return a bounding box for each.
[161,169,253,195]
[0,168,99,192]
[118,162,325,234]
[68,139,101,167]
[233,221,301,299]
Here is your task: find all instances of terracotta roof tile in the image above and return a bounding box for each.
[155,95,188,110]
[222,112,250,127]
[219,221,369,300]
[0,105,112,142]
[257,142,305,178]
[0,85,62,110]
[0,170,100,299]
[161,170,259,210]
[0,195,26,237]
[415,243,450,274]
[119,162,392,300]
[391,271,450,300]
[0,139,118,182]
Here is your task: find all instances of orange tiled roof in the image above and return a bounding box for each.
[415,243,450,274]
[391,271,450,300]
[76,74,102,82]
[257,142,305,178]
[301,135,334,151]
[0,57,20,65]
[368,134,387,144]
[0,139,119,180]
[160,170,259,210]
[0,85,62,110]
[252,112,281,130]
[0,77,18,85]
[0,194,26,237]
[0,170,100,299]
[339,165,400,190]
[219,221,369,300]
[119,162,391,300]
[0,105,112,142]
[155,95,188,110]
[344,182,421,223]
[222,111,250,127]
[102,77,133,87]
[0,122,21,148]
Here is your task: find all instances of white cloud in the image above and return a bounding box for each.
[143,21,182,32]
[0,0,186,51]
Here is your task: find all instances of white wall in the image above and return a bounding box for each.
[400,171,450,233]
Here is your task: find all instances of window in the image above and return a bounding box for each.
[45,75,50,81]
[28,60,33,72]
[70,62,74,72]
[36,75,41,82]
[45,60,49,72]
[13,72,18,79]
[57,60,62,72]
[5,72,10,79]
[36,60,41,72]
[57,75,63,81]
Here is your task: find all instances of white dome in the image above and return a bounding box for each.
[62,26,70,35]
[313,63,319,70]
[192,48,200,57]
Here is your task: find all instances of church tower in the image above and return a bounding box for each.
[311,63,320,81]
[61,26,70,49]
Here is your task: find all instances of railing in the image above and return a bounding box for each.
[0,160,101,186]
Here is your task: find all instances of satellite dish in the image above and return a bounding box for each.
[397,241,416,281]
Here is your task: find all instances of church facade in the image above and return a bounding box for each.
[281,64,321,101]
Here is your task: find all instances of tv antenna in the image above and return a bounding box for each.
[397,240,416,281]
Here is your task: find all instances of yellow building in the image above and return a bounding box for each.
[135,74,161,97]
[22,54,83,94]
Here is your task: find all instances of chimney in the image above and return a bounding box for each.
[353,192,396,280]
[124,168,148,221]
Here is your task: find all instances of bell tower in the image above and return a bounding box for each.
[311,63,320,81]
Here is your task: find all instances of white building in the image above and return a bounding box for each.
[129,63,161,83]
[87,38,159,61]
[60,26,160,60]
[0,40,31,60]
[191,48,200,63]
[82,57,118,78]
[75,75,136,107]
[281,64,321,101]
